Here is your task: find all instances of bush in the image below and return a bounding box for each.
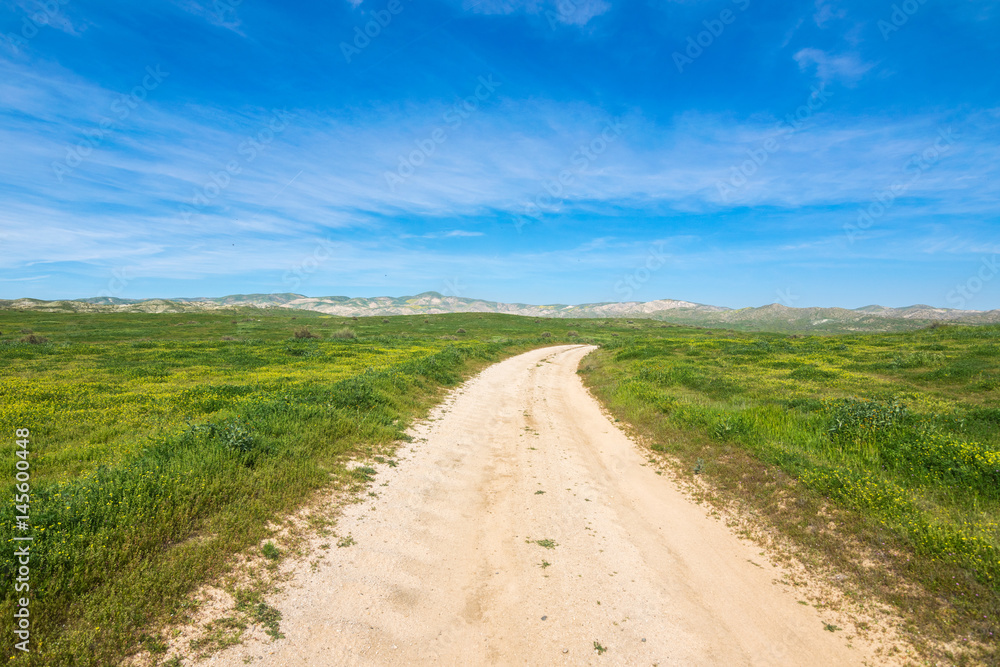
[21,334,49,344]
[292,327,319,339]
[567,331,579,337]
[540,332,551,338]
[382,318,390,324]
[331,328,357,339]
[456,328,467,334]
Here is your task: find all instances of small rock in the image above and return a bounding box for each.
[541,616,547,621]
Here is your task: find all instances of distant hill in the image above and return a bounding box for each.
[3,292,998,333]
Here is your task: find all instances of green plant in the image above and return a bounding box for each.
[261,542,280,560]
[593,641,607,655]
[531,538,558,549]
[330,328,357,339]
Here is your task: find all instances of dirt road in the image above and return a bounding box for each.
[211,345,868,665]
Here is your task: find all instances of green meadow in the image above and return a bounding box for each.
[0,310,997,664]
[0,310,588,665]
[581,324,999,664]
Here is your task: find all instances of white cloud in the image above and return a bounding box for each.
[794,47,873,86]
[458,0,609,27]
[812,0,845,27]
[171,0,246,35]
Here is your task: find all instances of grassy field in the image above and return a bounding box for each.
[581,323,999,664]
[0,309,599,665]
[2,310,998,664]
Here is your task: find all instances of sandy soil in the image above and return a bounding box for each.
[206,344,877,666]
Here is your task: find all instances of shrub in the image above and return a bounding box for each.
[221,336,237,341]
[439,335,458,341]
[540,332,551,338]
[330,328,357,339]
[382,318,390,324]
[21,334,49,344]
[567,331,579,337]
[456,328,467,334]
[292,327,318,339]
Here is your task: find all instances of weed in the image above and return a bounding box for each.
[261,542,280,560]
[594,640,607,655]
[330,328,357,339]
[531,539,558,549]
[337,536,356,548]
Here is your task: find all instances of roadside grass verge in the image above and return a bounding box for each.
[581,325,1000,665]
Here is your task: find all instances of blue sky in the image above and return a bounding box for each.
[1,0,998,309]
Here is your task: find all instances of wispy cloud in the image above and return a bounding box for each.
[170,0,246,35]
[794,48,873,86]
[457,0,609,27]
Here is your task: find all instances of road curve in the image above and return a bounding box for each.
[210,344,866,666]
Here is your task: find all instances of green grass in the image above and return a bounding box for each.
[4,308,998,664]
[0,309,621,665]
[581,323,1000,664]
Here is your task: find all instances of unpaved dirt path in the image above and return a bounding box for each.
[210,345,871,665]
